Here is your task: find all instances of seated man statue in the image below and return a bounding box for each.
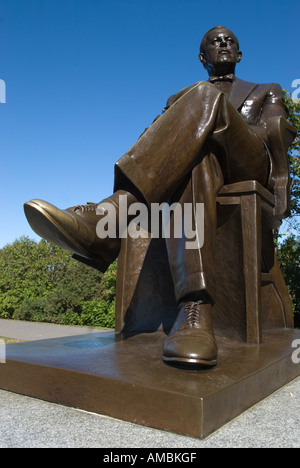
[24,26,290,369]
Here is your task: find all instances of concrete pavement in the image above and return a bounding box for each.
[0,318,107,341]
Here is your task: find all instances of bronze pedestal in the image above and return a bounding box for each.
[1,328,300,439]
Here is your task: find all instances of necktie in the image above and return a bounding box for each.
[209,74,234,83]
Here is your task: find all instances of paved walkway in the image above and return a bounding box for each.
[0,319,300,448]
[0,318,107,341]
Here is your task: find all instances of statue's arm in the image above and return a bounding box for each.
[250,83,288,143]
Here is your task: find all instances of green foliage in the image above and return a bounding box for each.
[0,236,116,328]
[277,236,300,327]
[277,93,300,326]
[77,300,116,328]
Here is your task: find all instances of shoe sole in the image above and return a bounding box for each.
[24,201,92,256]
[162,354,218,368]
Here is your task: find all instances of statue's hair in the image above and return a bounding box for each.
[200,26,239,53]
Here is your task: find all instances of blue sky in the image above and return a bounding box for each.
[0,0,299,248]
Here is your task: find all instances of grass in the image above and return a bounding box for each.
[0,336,27,344]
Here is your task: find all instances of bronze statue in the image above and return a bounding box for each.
[24,26,295,369]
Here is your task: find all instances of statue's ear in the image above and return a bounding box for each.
[198,52,206,67]
[237,51,242,63]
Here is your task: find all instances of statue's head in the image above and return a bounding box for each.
[198,26,242,76]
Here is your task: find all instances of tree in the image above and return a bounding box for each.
[0,236,116,328]
[275,92,300,326]
[281,91,300,233]
[277,236,300,327]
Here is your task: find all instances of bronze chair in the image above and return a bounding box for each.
[114,116,296,343]
[216,116,296,343]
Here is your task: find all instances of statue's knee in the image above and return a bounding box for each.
[180,81,221,103]
[195,81,219,96]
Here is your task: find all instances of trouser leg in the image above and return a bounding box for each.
[165,153,223,303]
[114,81,269,206]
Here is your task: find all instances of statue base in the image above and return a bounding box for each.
[1,328,300,439]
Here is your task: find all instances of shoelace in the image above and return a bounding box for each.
[73,202,99,213]
[184,301,203,327]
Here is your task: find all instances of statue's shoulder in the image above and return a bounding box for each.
[235,77,283,98]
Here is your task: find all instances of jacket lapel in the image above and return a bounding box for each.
[229,77,258,110]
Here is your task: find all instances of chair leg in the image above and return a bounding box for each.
[240,193,262,344]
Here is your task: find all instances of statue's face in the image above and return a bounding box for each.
[199,27,242,74]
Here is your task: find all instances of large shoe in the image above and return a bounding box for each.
[23,194,124,273]
[162,301,218,368]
